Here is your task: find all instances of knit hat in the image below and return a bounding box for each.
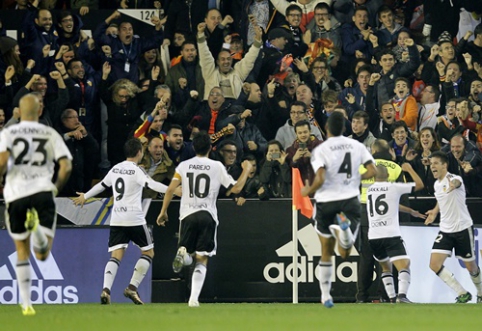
[268,28,293,41]
[0,36,18,55]
[437,31,452,45]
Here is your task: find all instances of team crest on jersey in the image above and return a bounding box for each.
[442,185,447,192]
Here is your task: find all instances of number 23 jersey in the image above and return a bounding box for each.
[0,121,72,203]
[175,156,236,223]
[311,135,374,202]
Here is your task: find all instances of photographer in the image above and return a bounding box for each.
[235,154,269,206]
[259,140,292,198]
[286,120,322,186]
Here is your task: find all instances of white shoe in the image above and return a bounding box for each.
[188,300,200,307]
[172,246,187,273]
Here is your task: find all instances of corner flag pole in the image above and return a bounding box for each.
[292,205,299,304]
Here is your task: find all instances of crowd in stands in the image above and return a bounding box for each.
[1,0,482,203]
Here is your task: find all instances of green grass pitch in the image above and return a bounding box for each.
[1,303,481,331]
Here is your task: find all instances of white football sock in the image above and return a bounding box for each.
[319,261,333,303]
[381,272,396,299]
[189,263,207,303]
[398,269,411,296]
[437,266,466,296]
[103,257,120,291]
[16,259,31,308]
[130,255,152,289]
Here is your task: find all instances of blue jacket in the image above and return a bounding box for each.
[94,22,163,83]
[341,22,374,64]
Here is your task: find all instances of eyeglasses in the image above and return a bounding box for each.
[290,111,306,116]
[222,149,237,154]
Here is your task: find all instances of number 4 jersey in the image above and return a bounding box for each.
[0,121,72,203]
[174,156,236,223]
[310,135,374,202]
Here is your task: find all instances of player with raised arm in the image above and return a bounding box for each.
[156,131,252,307]
[425,151,482,303]
[301,111,377,308]
[0,94,73,316]
[367,163,426,304]
[73,138,179,305]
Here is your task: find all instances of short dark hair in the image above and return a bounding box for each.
[314,2,331,13]
[286,4,302,16]
[377,5,393,18]
[430,150,448,165]
[354,6,369,16]
[352,110,369,125]
[390,120,408,134]
[168,124,183,135]
[377,48,395,62]
[294,119,310,132]
[395,77,411,88]
[192,131,211,155]
[124,138,142,158]
[474,23,482,38]
[181,41,197,51]
[267,139,284,152]
[425,84,440,101]
[291,100,307,111]
[357,65,372,77]
[327,111,345,136]
[66,57,82,70]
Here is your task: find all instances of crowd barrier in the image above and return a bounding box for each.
[2,197,482,304]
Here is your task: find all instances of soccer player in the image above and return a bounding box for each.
[0,94,73,316]
[367,163,425,303]
[73,138,178,305]
[301,111,377,308]
[156,131,252,307]
[425,151,482,303]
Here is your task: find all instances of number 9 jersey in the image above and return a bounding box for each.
[174,156,236,223]
[0,121,72,203]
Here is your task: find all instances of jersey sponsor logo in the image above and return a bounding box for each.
[370,220,388,228]
[0,250,79,304]
[263,225,359,284]
[112,169,135,175]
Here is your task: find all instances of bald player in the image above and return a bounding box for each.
[0,94,73,315]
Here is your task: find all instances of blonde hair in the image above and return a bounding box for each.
[111,79,141,105]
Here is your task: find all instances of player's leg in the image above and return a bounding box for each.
[31,192,57,261]
[370,238,396,303]
[187,211,217,307]
[455,227,481,302]
[318,234,336,308]
[6,199,36,315]
[173,217,195,273]
[334,198,361,258]
[101,226,128,304]
[431,231,471,303]
[392,259,411,303]
[123,224,155,305]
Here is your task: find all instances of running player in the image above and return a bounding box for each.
[0,94,73,315]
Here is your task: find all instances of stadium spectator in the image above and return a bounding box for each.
[259,139,291,198]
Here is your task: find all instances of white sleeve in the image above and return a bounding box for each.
[0,130,11,153]
[219,163,236,189]
[84,180,108,199]
[310,145,325,173]
[135,167,168,193]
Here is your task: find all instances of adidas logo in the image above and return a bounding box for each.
[263,224,359,284]
[0,250,79,304]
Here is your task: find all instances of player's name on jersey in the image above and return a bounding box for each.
[112,169,135,175]
[9,127,51,135]
[367,186,389,192]
[188,164,211,170]
[329,144,354,151]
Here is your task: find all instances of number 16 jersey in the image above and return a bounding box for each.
[174,156,236,223]
[0,121,72,203]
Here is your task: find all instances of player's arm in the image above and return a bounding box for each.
[401,162,424,191]
[448,177,462,192]
[361,161,377,180]
[226,160,253,195]
[301,166,325,197]
[55,157,72,195]
[424,203,440,225]
[0,151,10,176]
[73,180,108,207]
[157,175,181,226]
[399,204,427,219]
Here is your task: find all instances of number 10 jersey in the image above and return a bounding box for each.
[174,156,236,223]
[0,121,72,203]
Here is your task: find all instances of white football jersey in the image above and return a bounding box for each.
[367,182,415,240]
[434,172,473,233]
[311,135,374,202]
[0,121,72,203]
[84,161,168,226]
[175,156,236,222]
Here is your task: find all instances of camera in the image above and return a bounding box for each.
[271,152,281,159]
[299,142,307,149]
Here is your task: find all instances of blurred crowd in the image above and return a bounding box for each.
[1,0,482,203]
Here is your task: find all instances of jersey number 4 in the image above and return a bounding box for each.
[368,194,389,217]
[13,138,48,166]
[338,152,352,178]
[187,172,210,198]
